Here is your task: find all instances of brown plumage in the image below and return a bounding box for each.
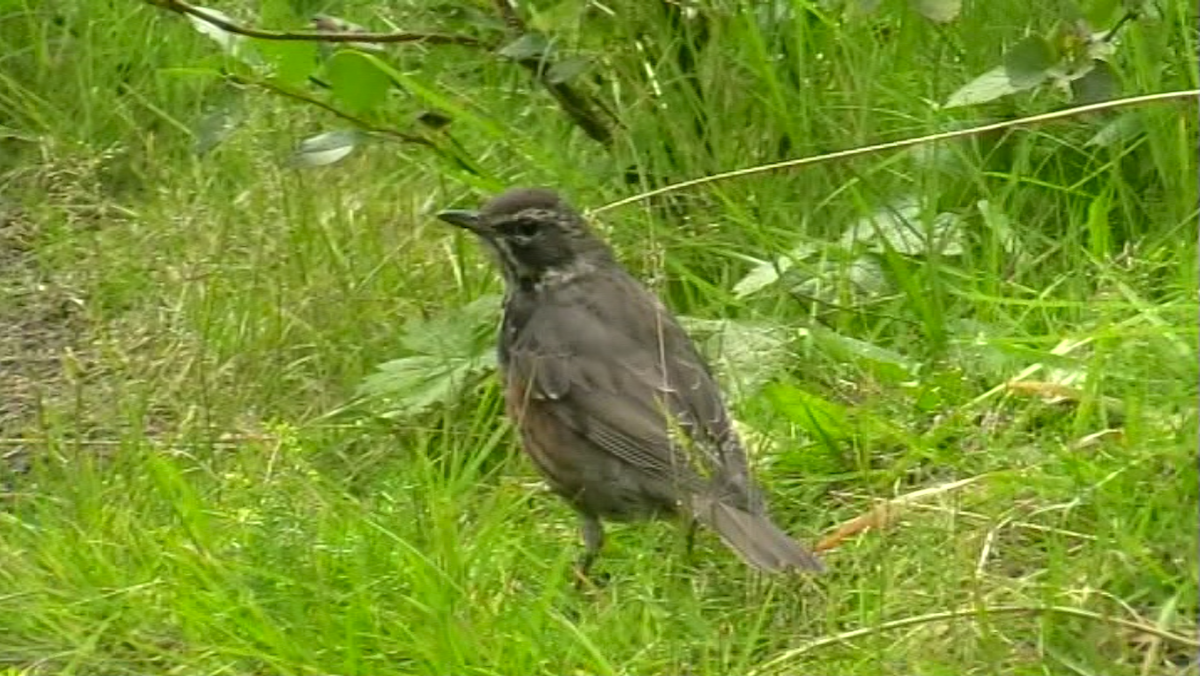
[438,188,823,580]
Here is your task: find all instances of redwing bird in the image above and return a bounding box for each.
[438,188,823,580]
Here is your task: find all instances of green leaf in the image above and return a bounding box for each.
[677,317,792,402]
[763,383,853,443]
[1070,60,1118,104]
[808,326,917,384]
[358,295,502,418]
[1085,112,1143,147]
[838,198,964,256]
[257,40,319,86]
[358,353,497,419]
[193,104,241,155]
[546,57,590,85]
[291,130,361,167]
[912,0,961,23]
[498,33,551,62]
[326,49,392,115]
[943,66,1022,108]
[1003,35,1056,89]
[732,241,817,299]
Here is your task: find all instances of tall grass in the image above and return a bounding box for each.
[1,0,1196,674]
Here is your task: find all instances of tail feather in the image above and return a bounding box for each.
[693,499,825,573]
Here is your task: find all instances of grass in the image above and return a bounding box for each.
[1,0,1197,674]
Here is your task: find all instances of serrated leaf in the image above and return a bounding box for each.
[398,295,501,356]
[763,383,853,442]
[913,0,961,23]
[1004,35,1056,89]
[810,326,916,384]
[326,49,392,114]
[1070,60,1117,103]
[291,130,361,167]
[1085,112,1143,147]
[193,105,241,155]
[839,198,964,256]
[498,33,551,62]
[732,241,817,299]
[977,199,1019,253]
[358,295,502,418]
[258,40,319,86]
[358,352,497,418]
[943,66,1023,108]
[676,317,791,402]
[546,57,590,85]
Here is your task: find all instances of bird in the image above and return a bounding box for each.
[437,187,824,582]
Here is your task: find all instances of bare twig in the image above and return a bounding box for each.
[223,73,436,148]
[146,0,488,46]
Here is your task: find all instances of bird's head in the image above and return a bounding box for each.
[437,188,612,287]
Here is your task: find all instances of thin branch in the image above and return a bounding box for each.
[592,89,1200,215]
[223,73,435,148]
[147,0,488,46]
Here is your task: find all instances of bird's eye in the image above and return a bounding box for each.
[509,220,539,239]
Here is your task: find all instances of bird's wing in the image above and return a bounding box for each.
[504,273,757,503]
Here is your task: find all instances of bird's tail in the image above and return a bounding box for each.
[692,498,825,573]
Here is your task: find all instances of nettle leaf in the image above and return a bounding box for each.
[839,198,964,256]
[291,130,362,167]
[358,353,498,419]
[808,326,917,384]
[943,66,1020,108]
[193,103,241,155]
[732,241,818,299]
[498,33,552,61]
[1004,34,1056,89]
[257,40,319,86]
[1086,112,1143,147]
[358,295,502,418]
[398,295,501,356]
[763,383,853,443]
[944,35,1058,108]
[912,0,961,23]
[1069,59,1118,103]
[676,317,792,403]
[326,49,392,115]
[546,57,590,85]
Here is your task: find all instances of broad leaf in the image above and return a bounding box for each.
[257,40,319,86]
[291,130,361,167]
[498,33,551,62]
[326,49,392,115]
[763,383,853,443]
[839,198,964,256]
[676,317,792,402]
[1003,35,1056,89]
[193,104,241,155]
[943,67,1021,108]
[732,241,818,299]
[913,0,961,23]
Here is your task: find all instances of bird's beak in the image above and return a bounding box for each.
[436,209,486,235]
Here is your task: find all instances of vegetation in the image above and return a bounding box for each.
[1,0,1196,673]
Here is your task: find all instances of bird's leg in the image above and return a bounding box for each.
[574,513,606,589]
